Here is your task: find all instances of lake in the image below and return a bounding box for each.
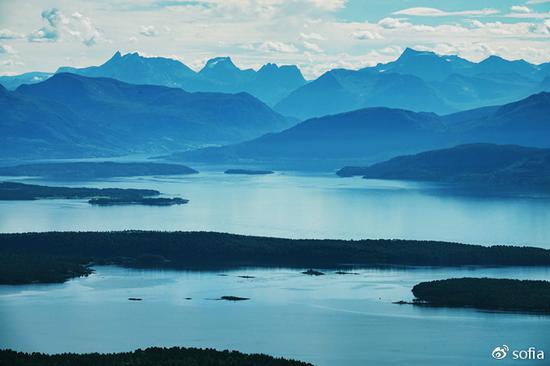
[1,170,550,247]
[1,266,549,366]
[1,170,550,365]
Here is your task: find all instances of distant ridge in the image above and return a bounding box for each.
[56,52,306,106]
[275,48,550,119]
[0,73,291,159]
[2,48,548,113]
[172,92,550,169]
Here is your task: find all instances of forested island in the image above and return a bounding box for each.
[0,161,198,179]
[2,231,550,284]
[225,169,274,175]
[89,197,188,206]
[0,181,158,201]
[0,182,188,207]
[0,347,311,366]
[411,278,550,314]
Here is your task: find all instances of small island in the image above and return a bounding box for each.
[0,347,312,366]
[410,278,550,314]
[219,296,250,301]
[0,181,159,201]
[0,182,188,207]
[89,197,188,206]
[224,169,274,175]
[302,269,325,276]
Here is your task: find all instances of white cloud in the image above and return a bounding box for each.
[393,7,499,17]
[526,0,550,3]
[140,25,159,37]
[28,8,63,42]
[303,41,323,53]
[504,11,550,19]
[300,32,325,41]
[511,6,531,13]
[0,29,24,40]
[0,44,17,55]
[352,30,383,40]
[307,0,346,11]
[378,17,410,29]
[27,8,102,46]
[70,12,102,46]
[258,41,298,53]
[0,59,23,67]
[4,0,550,78]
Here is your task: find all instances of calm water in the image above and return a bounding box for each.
[1,266,549,366]
[1,171,550,365]
[1,171,550,247]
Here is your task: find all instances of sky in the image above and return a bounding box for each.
[0,0,549,79]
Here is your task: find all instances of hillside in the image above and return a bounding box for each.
[172,93,550,169]
[1,73,291,158]
[274,68,453,120]
[174,107,450,168]
[337,144,550,187]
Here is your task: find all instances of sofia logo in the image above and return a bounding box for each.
[492,345,509,360]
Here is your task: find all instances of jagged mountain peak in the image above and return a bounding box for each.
[202,56,238,71]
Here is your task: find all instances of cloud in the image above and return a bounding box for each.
[306,0,346,11]
[300,32,325,41]
[28,8,63,42]
[140,25,159,37]
[70,12,102,46]
[303,41,323,53]
[28,8,102,46]
[511,6,531,13]
[352,30,383,40]
[504,11,550,19]
[526,0,550,3]
[0,44,17,55]
[393,7,499,17]
[378,17,410,29]
[0,29,24,40]
[257,41,298,53]
[0,59,23,67]
[6,0,550,79]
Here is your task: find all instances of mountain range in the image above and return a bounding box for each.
[2,49,548,118]
[274,48,550,119]
[44,52,305,106]
[0,73,290,159]
[170,92,550,169]
[0,72,52,90]
[336,144,550,188]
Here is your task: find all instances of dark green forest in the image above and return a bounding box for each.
[2,231,550,284]
[89,197,188,206]
[0,182,158,201]
[412,278,550,313]
[0,347,311,366]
